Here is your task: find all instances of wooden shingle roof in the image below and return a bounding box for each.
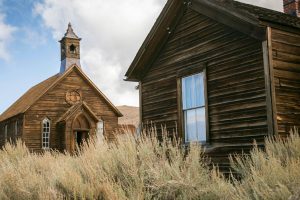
[0,65,123,122]
[0,74,60,122]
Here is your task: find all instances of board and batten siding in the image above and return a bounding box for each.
[271,28,300,135]
[141,9,268,167]
[23,69,118,152]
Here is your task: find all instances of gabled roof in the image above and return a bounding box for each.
[57,101,99,123]
[0,65,123,122]
[125,0,300,81]
[0,74,60,121]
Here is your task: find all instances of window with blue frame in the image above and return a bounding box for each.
[182,72,207,143]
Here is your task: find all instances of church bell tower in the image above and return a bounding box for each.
[60,23,81,73]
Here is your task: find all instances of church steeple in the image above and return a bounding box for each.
[60,23,81,73]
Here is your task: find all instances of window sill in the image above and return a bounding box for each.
[183,141,205,144]
[182,142,216,153]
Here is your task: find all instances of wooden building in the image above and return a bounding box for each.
[0,24,122,153]
[125,0,300,169]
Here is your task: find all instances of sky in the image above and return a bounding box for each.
[0,0,283,114]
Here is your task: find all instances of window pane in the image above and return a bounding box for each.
[185,109,198,142]
[184,108,206,143]
[42,118,50,149]
[182,73,205,110]
[182,75,192,109]
[196,108,206,142]
[195,73,205,107]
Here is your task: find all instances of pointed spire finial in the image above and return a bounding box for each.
[60,23,81,73]
[64,22,79,39]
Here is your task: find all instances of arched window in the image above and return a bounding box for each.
[42,118,50,149]
[69,44,76,54]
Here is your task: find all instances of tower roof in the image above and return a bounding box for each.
[63,23,80,39]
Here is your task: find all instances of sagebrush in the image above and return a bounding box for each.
[0,128,298,200]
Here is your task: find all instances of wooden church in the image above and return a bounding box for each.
[125,0,300,170]
[0,24,122,153]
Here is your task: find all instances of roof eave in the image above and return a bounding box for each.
[259,19,300,35]
[21,65,122,119]
[125,0,184,81]
[0,113,24,123]
[190,0,267,40]
[124,76,140,82]
[73,66,123,117]
[82,102,101,121]
[124,0,268,81]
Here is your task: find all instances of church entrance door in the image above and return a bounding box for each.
[74,131,89,147]
[72,113,91,152]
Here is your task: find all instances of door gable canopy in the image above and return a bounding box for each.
[57,101,99,124]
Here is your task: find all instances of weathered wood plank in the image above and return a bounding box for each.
[271,28,300,136]
[23,69,119,152]
[141,8,268,166]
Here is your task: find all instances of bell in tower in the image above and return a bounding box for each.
[60,23,81,73]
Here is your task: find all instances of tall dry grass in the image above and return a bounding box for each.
[226,127,300,200]
[0,128,298,200]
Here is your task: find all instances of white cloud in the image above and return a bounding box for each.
[0,13,16,61]
[34,0,283,107]
[35,0,166,107]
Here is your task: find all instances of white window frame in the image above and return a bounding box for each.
[180,69,208,143]
[42,118,50,150]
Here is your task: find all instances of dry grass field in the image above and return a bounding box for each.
[0,128,298,199]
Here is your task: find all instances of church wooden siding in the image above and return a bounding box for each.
[270,28,300,135]
[0,114,24,146]
[24,69,118,152]
[0,24,122,153]
[141,9,268,168]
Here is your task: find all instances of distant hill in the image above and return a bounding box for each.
[117,105,139,126]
